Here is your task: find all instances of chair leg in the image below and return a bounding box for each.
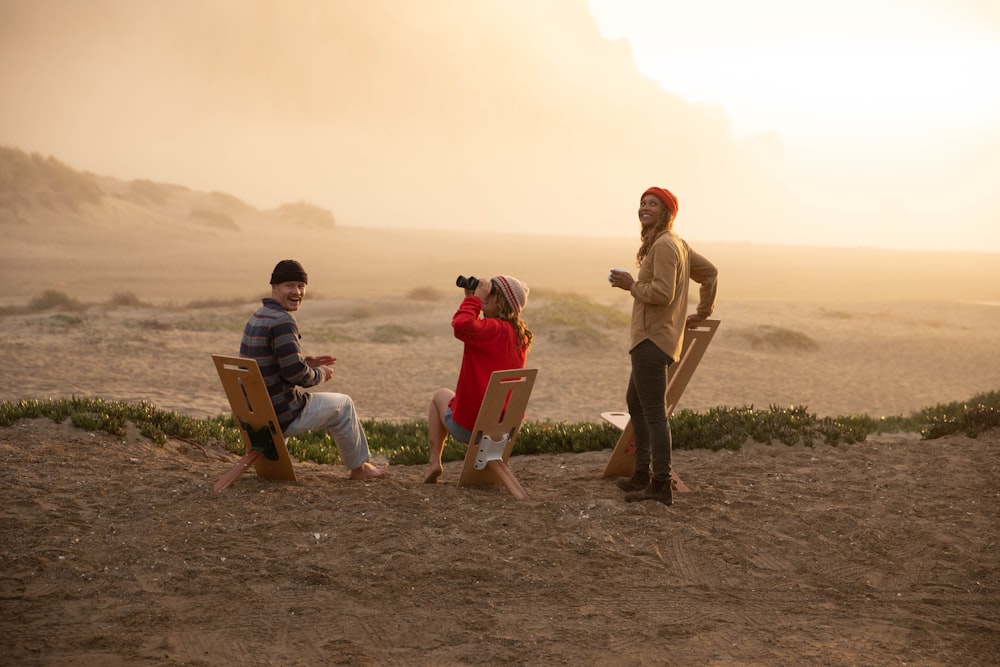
[671,471,690,492]
[213,449,264,493]
[486,460,528,500]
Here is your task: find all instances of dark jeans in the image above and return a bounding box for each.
[626,339,674,482]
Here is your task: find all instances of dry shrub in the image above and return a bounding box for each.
[407,286,442,302]
[349,306,375,319]
[531,293,628,330]
[734,325,819,351]
[29,289,84,312]
[544,326,610,349]
[108,291,144,308]
[183,297,252,310]
[369,324,423,344]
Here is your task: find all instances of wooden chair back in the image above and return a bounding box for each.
[601,319,720,482]
[211,355,296,491]
[457,368,538,499]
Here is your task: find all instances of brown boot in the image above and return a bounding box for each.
[624,478,673,505]
[616,470,651,492]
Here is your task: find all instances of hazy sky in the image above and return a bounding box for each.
[588,0,1000,252]
[588,0,1000,140]
[1,0,998,253]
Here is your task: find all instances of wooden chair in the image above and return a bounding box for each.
[601,319,721,490]
[211,355,297,492]
[457,368,538,500]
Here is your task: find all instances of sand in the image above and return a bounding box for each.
[1,219,999,665]
[2,420,998,665]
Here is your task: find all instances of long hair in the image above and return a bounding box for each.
[636,207,675,266]
[492,285,534,352]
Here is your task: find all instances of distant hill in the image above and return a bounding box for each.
[1,145,997,307]
[0,146,335,234]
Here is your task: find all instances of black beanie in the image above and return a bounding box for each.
[270,259,308,285]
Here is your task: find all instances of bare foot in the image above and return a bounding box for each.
[423,467,442,484]
[349,462,387,479]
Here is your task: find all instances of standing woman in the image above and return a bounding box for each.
[424,275,533,484]
[609,187,718,505]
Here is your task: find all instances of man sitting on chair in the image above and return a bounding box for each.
[240,259,385,480]
[424,275,533,484]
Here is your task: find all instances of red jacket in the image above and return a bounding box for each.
[449,296,528,431]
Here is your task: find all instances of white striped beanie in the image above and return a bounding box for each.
[491,275,529,315]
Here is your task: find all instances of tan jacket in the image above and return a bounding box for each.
[629,231,718,361]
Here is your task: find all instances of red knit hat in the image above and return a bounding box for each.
[642,187,678,218]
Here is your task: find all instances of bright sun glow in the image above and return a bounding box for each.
[587,0,1000,142]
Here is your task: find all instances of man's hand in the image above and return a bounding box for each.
[305,356,336,382]
[686,314,706,328]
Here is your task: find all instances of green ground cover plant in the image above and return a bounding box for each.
[2,391,997,468]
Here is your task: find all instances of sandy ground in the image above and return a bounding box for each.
[1,420,997,666]
[1,222,999,665]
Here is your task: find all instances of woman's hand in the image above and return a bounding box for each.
[608,269,634,291]
[685,314,706,328]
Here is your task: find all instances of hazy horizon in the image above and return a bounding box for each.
[1,0,998,253]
